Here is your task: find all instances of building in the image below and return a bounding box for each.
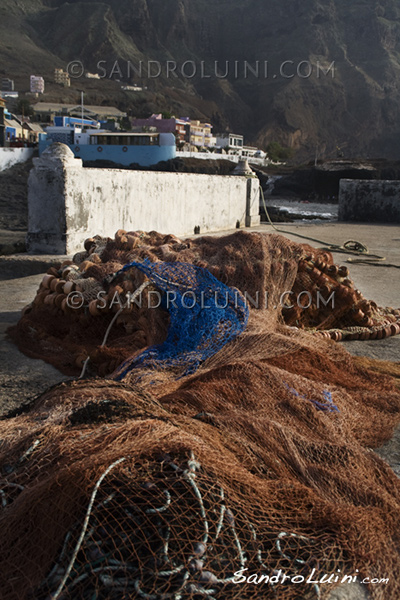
[39,126,176,167]
[4,114,25,144]
[0,91,19,100]
[121,85,143,91]
[32,102,126,123]
[22,121,44,144]
[1,78,14,92]
[131,114,187,144]
[184,119,216,148]
[85,73,101,79]
[54,116,99,129]
[241,146,261,158]
[215,133,244,152]
[54,69,71,87]
[30,76,45,94]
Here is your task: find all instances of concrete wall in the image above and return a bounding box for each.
[0,147,34,171]
[27,143,260,254]
[177,151,272,167]
[339,179,400,223]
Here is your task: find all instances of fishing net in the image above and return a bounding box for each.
[8,229,400,378]
[2,229,400,600]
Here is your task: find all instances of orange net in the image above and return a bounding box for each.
[8,230,400,377]
[2,229,400,600]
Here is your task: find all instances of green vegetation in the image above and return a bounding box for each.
[15,99,34,118]
[266,142,295,162]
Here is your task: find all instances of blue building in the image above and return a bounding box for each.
[39,124,176,167]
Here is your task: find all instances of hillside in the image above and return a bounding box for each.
[2,0,400,160]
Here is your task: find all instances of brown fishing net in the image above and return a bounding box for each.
[8,229,400,377]
[2,229,400,600]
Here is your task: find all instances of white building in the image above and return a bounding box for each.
[215,133,244,152]
[30,75,45,94]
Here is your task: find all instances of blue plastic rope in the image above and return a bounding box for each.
[113,259,249,381]
[284,384,339,413]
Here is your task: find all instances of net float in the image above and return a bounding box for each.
[54,293,66,309]
[353,310,365,322]
[44,292,57,306]
[41,274,55,289]
[60,259,74,268]
[84,237,96,251]
[47,267,59,277]
[89,299,102,317]
[34,290,50,305]
[126,235,139,250]
[55,279,67,294]
[50,277,60,292]
[115,229,127,242]
[390,323,400,335]
[63,281,76,294]
[327,265,339,276]
[385,324,394,337]
[79,260,93,272]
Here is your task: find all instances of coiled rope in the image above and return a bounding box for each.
[259,185,400,267]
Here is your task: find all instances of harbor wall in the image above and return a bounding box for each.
[27,143,260,254]
[339,179,400,223]
[0,147,34,172]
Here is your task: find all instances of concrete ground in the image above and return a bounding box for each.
[260,221,400,362]
[0,222,398,600]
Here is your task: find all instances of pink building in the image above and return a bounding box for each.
[131,114,187,144]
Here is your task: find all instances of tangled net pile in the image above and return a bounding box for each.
[9,229,400,377]
[2,230,400,600]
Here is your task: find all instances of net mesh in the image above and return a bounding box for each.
[8,230,400,378]
[2,229,400,600]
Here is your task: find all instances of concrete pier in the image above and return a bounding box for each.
[27,143,260,254]
[339,179,400,223]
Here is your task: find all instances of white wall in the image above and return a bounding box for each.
[177,151,273,167]
[27,143,260,254]
[0,148,34,171]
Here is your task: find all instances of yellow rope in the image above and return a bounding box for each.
[259,186,395,263]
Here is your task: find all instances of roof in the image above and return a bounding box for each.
[5,118,22,129]
[23,122,44,132]
[90,131,159,136]
[32,102,126,118]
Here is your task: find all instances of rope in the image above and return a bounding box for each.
[79,279,151,379]
[347,257,400,269]
[50,457,126,600]
[259,185,392,263]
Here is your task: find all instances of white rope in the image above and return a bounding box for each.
[50,457,126,600]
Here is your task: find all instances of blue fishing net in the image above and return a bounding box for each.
[284,383,339,413]
[113,259,249,381]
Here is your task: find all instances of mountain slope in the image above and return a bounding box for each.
[2,0,400,160]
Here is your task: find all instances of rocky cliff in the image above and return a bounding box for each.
[2,0,400,160]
